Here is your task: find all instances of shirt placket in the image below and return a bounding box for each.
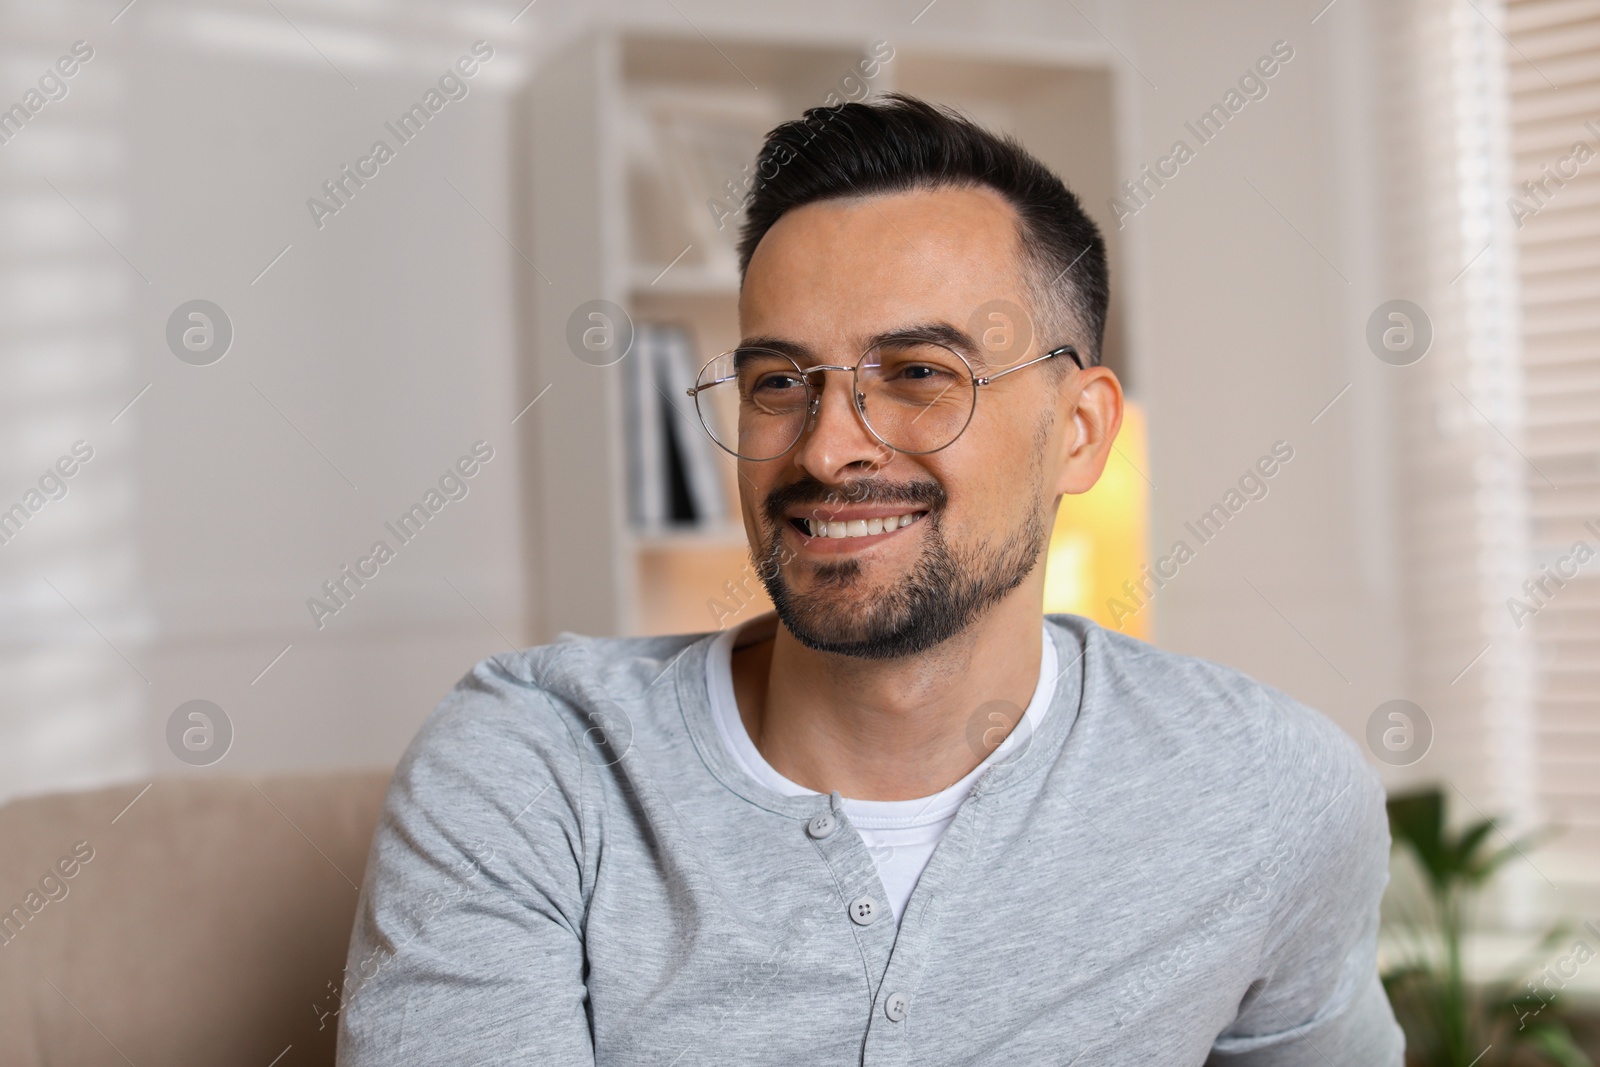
[803,779,991,1065]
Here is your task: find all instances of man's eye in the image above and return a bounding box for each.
[896,364,944,380]
[754,374,804,391]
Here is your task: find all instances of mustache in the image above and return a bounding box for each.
[762,475,946,527]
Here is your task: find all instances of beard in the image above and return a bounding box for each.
[753,473,1050,660]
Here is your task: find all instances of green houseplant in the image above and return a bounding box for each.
[1383,787,1594,1067]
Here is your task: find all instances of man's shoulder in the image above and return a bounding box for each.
[1047,613,1380,823]
[397,629,714,792]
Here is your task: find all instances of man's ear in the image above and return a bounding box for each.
[1054,367,1124,497]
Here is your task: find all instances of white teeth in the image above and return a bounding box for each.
[804,513,922,538]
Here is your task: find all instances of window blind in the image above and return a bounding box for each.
[1374,0,1547,925]
[1505,0,1600,904]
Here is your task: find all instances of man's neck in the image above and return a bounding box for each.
[729,587,1045,801]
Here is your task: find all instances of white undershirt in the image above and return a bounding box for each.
[705,617,1058,925]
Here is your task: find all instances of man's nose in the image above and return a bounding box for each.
[789,369,892,480]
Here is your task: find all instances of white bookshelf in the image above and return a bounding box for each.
[521,28,1125,640]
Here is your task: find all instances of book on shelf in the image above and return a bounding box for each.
[624,322,729,535]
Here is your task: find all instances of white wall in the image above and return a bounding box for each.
[1108,0,1406,748]
[1,2,537,799]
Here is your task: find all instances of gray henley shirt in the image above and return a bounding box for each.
[336,612,1404,1065]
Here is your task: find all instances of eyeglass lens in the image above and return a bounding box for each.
[693,343,977,460]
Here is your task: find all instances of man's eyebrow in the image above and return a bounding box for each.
[735,322,987,366]
[735,337,812,364]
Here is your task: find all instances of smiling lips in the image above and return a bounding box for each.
[790,511,927,540]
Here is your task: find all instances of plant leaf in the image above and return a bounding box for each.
[1456,819,1497,867]
[1475,830,1548,882]
[1388,788,1451,891]
[1519,1020,1595,1067]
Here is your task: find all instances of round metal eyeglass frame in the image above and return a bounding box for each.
[685,341,1083,461]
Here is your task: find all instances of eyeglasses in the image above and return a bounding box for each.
[686,339,1081,462]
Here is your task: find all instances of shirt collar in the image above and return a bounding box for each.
[673,612,1092,818]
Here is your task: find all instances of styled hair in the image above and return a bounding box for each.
[736,92,1109,368]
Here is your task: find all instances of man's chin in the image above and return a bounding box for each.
[777,610,925,659]
[766,577,951,660]
[754,512,992,660]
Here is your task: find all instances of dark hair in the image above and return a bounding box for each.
[736,92,1109,368]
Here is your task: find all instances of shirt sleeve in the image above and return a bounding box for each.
[1207,699,1406,1066]
[336,660,596,1066]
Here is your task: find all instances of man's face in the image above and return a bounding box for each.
[737,185,1077,659]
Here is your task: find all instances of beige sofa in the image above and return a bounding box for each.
[0,770,391,1067]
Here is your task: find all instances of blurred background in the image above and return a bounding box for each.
[2,0,1598,1061]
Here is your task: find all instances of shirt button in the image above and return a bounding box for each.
[884,991,909,1022]
[848,895,879,925]
[806,811,837,839]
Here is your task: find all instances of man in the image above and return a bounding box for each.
[338,94,1403,1065]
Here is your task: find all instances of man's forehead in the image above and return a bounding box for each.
[739,185,1029,345]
